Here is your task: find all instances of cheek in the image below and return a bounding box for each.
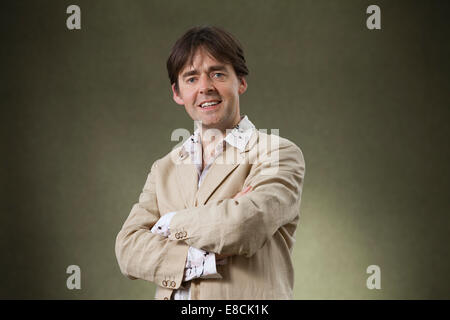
[220,86,237,100]
[178,85,195,103]
[224,90,239,103]
[184,93,196,105]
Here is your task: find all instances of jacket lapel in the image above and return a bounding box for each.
[196,130,258,205]
[174,148,199,209]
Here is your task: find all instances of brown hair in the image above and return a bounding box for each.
[167,25,249,93]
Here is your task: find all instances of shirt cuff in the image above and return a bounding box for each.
[201,252,222,279]
[183,247,222,282]
[150,211,177,237]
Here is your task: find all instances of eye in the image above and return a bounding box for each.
[213,72,224,78]
[187,77,196,83]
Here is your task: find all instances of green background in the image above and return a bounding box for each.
[1,0,449,299]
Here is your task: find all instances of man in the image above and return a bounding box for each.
[115,25,306,300]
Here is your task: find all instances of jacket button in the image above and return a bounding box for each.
[162,280,168,287]
[170,281,176,288]
[182,231,187,237]
[175,232,180,239]
[163,297,169,300]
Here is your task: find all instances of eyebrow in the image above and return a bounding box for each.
[181,65,228,79]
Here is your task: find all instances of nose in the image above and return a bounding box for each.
[198,73,215,94]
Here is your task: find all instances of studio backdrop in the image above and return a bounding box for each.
[1,0,449,299]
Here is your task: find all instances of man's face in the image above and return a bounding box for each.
[172,47,247,132]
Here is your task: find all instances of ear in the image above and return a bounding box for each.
[171,83,185,105]
[238,77,248,95]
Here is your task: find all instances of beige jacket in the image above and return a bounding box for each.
[115,129,306,299]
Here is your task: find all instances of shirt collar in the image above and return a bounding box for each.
[182,115,255,155]
[224,115,255,151]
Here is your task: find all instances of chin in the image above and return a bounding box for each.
[200,121,224,130]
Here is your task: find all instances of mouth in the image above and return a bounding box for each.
[197,100,222,111]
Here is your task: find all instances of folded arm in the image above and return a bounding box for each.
[115,161,189,289]
[168,142,305,258]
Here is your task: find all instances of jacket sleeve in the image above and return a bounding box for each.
[168,141,306,258]
[115,160,189,289]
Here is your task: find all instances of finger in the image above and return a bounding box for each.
[233,191,243,199]
[242,186,252,194]
[233,186,253,199]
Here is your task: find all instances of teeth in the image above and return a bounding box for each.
[200,101,220,108]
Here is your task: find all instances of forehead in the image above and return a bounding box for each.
[180,47,232,74]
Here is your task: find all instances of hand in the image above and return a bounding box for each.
[233,185,252,199]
